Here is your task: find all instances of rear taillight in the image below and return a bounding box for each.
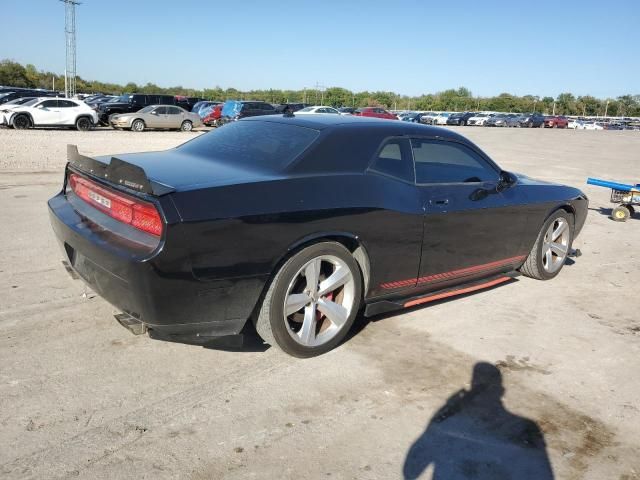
[69,173,163,237]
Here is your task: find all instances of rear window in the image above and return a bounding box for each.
[179,121,320,171]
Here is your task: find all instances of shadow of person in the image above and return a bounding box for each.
[403,362,554,480]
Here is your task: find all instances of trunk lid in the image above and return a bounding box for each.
[67,144,278,196]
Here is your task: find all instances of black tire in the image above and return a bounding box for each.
[75,117,91,131]
[12,114,31,130]
[627,205,635,216]
[180,120,193,132]
[611,205,630,222]
[520,210,574,280]
[131,119,145,132]
[255,242,363,358]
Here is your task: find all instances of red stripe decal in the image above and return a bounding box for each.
[403,276,512,308]
[380,255,526,290]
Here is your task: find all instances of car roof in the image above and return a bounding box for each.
[241,114,469,140]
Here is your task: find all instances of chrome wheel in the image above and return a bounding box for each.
[542,217,570,273]
[132,120,144,132]
[283,255,355,347]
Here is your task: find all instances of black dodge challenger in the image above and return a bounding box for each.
[49,115,588,357]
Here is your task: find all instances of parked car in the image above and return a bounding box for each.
[568,119,583,129]
[1,97,97,130]
[338,107,356,115]
[49,115,587,357]
[432,112,452,125]
[0,97,39,122]
[0,88,57,105]
[418,112,439,125]
[395,111,413,120]
[85,95,116,109]
[0,96,37,108]
[519,113,545,128]
[175,96,203,112]
[401,112,424,123]
[352,107,397,120]
[109,105,201,132]
[219,100,277,123]
[544,116,569,128]
[194,101,222,119]
[467,113,495,126]
[446,112,476,126]
[202,103,224,126]
[485,114,521,127]
[192,100,216,114]
[582,122,604,130]
[294,106,341,115]
[275,103,310,113]
[96,93,176,125]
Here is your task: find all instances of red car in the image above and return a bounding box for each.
[203,103,223,127]
[543,115,569,128]
[353,107,398,120]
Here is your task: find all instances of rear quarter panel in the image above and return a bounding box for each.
[169,173,425,300]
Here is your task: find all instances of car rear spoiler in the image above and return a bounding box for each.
[66,144,175,196]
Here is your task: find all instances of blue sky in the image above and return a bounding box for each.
[3,0,639,98]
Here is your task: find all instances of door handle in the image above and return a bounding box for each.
[430,199,449,206]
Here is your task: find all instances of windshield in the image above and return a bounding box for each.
[114,94,132,103]
[138,106,155,114]
[5,97,34,106]
[298,107,314,112]
[179,121,320,171]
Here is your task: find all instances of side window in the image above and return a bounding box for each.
[41,100,59,108]
[167,107,181,115]
[411,139,498,184]
[369,138,414,182]
[58,100,76,108]
[260,103,275,111]
[154,106,168,114]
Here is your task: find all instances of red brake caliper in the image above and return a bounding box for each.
[316,292,333,321]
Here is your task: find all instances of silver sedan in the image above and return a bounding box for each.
[110,105,202,132]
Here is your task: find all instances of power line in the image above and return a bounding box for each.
[60,0,81,98]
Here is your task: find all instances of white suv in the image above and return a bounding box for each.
[2,98,98,130]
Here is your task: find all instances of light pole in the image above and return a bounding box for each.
[604,100,609,118]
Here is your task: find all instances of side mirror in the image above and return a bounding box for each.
[497,171,517,192]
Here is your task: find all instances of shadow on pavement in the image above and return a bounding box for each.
[403,362,554,480]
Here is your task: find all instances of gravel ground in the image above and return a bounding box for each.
[0,126,205,171]
[0,126,639,479]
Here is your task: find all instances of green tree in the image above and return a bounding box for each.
[0,60,32,87]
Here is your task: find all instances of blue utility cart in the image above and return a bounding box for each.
[587,178,640,222]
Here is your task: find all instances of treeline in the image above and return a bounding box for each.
[2,59,639,117]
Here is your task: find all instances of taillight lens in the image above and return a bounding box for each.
[69,173,163,237]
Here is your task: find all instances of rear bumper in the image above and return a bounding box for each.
[48,191,265,338]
